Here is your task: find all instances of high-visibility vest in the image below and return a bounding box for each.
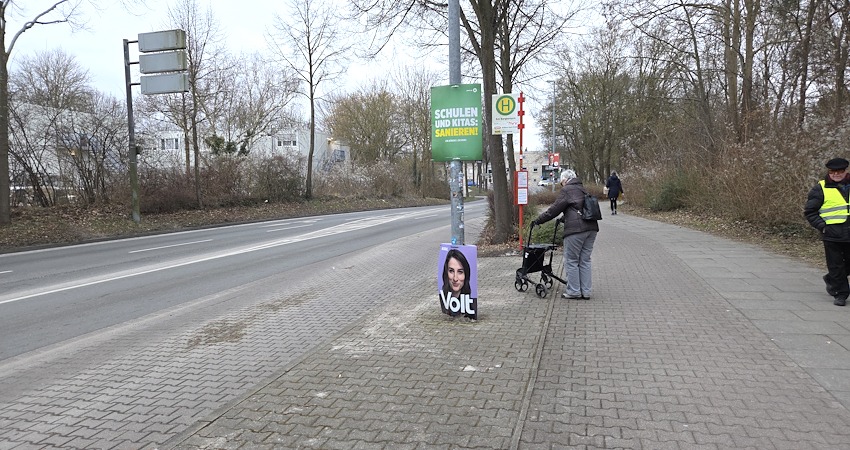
[820,180,850,224]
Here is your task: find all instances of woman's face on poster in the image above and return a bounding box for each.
[447,257,466,294]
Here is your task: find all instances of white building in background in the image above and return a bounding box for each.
[478,150,558,191]
[517,151,552,187]
[9,103,121,205]
[139,127,350,173]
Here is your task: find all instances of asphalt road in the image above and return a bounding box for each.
[0,202,487,361]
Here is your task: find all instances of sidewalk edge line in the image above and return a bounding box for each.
[510,289,556,450]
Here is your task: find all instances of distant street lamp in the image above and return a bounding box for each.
[548,80,555,157]
[548,80,556,191]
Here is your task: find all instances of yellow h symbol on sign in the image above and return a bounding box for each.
[496,95,516,115]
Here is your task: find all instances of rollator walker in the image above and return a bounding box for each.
[514,216,566,298]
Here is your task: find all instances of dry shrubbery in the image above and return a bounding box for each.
[617,121,846,268]
[1,157,451,253]
[475,124,835,267]
[111,154,450,214]
[626,127,827,238]
[315,160,449,199]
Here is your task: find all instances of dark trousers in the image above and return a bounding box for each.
[609,197,618,211]
[823,240,850,297]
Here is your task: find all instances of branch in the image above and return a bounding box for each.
[8,0,78,56]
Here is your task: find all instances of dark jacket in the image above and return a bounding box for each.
[804,174,850,242]
[536,178,600,236]
[605,175,623,199]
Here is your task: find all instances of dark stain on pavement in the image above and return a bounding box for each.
[186,319,247,349]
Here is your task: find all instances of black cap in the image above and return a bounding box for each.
[826,158,850,170]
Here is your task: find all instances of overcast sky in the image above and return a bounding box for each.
[11,0,547,152]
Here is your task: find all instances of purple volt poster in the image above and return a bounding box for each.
[437,244,478,320]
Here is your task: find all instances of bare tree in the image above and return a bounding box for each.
[164,0,223,208]
[8,48,97,206]
[1,1,84,220]
[55,92,126,204]
[8,102,63,206]
[203,52,299,156]
[0,1,144,223]
[269,0,351,200]
[10,48,93,110]
[496,0,577,209]
[346,0,578,243]
[560,24,635,181]
[392,66,442,193]
[325,83,406,164]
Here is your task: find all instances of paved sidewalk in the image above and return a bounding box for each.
[3,210,850,449]
[162,212,850,449]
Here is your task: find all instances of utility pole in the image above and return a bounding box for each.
[124,39,141,224]
[124,30,189,224]
[448,0,464,245]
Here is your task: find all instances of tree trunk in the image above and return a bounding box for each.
[484,61,511,244]
[833,4,849,124]
[467,0,512,243]
[191,82,202,209]
[723,0,740,141]
[0,36,9,224]
[740,0,758,143]
[306,90,315,200]
[182,95,191,177]
[798,0,819,128]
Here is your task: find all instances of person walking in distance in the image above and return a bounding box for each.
[805,157,850,306]
[605,171,624,215]
[531,169,599,299]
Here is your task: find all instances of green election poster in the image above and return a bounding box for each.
[431,84,483,162]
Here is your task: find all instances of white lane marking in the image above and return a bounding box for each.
[128,239,214,254]
[0,204,455,259]
[0,270,11,275]
[0,213,417,306]
[260,220,317,228]
[265,224,312,233]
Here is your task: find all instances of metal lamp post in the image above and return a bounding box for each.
[549,80,556,190]
[449,0,463,245]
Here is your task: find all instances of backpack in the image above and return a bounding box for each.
[581,193,603,221]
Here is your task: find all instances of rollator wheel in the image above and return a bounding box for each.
[535,283,547,298]
[515,279,524,291]
[521,280,529,292]
[541,274,553,289]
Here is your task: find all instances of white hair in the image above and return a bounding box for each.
[560,169,576,182]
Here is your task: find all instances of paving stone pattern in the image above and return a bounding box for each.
[167,213,850,449]
[0,222,470,450]
[526,225,850,449]
[4,211,850,449]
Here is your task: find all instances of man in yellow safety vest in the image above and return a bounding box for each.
[805,157,850,306]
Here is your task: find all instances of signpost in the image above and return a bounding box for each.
[138,52,187,74]
[140,73,189,95]
[492,93,519,135]
[124,29,189,223]
[436,0,480,320]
